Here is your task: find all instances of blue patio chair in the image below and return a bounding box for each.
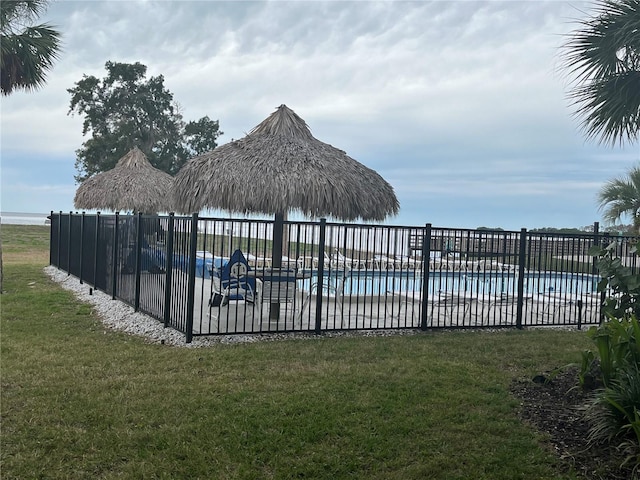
[209,249,257,307]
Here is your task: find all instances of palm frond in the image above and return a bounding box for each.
[598,166,640,227]
[0,0,61,95]
[562,0,640,146]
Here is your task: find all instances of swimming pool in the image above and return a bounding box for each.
[298,270,599,297]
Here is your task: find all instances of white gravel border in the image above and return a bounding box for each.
[44,266,438,347]
[44,266,580,348]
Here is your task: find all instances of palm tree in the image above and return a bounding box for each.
[1,0,62,95]
[562,0,640,146]
[0,0,61,293]
[598,165,640,231]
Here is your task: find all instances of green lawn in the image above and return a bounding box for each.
[1,224,591,479]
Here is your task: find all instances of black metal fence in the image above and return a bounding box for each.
[49,212,638,343]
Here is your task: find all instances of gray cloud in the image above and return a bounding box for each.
[1,0,634,229]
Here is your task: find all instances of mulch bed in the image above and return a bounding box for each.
[510,367,637,480]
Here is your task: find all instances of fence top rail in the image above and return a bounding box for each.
[50,213,621,243]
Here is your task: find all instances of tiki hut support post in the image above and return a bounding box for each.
[273,212,284,268]
[315,218,327,334]
[269,212,285,321]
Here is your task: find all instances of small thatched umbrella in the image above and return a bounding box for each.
[74,147,174,214]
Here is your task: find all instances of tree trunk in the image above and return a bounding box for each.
[281,211,289,258]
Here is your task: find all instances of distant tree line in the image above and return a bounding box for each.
[529,227,587,234]
[475,225,637,235]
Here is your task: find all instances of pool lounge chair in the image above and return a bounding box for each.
[296,255,315,269]
[386,290,473,326]
[247,253,298,269]
[373,255,396,269]
[332,249,365,270]
[535,291,602,323]
[296,253,332,270]
[395,255,420,270]
[483,260,517,273]
[299,268,348,320]
[246,253,273,268]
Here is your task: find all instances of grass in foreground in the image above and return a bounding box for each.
[1,225,591,479]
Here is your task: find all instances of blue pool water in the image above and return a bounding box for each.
[298,270,599,297]
[170,250,598,297]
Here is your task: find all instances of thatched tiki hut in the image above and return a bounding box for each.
[172,104,399,319]
[74,147,174,214]
[173,104,399,246]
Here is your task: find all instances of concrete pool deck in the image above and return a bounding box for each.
[68,268,601,337]
[188,276,600,335]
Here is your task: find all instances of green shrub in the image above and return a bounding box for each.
[584,244,640,470]
[584,316,640,388]
[582,364,640,471]
[589,242,640,319]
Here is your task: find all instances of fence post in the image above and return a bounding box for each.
[112,212,119,300]
[49,210,57,266]
[591,221,600,275]
[163,213,175,328]
[315,218,327,334]
[66,211,72,274]
[420,224,432,331]
[56,211,62,268]
[93,212,100,288]
[185,213,199,343]
[515,228,527,329]
[270,212,285,321]
[134,212,143,312]
[49,210,54,266]
[593,222,610,325]
[79,212,85,284]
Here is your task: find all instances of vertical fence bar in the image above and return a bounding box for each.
[163,213,175,328]
[315,218,327,334]
[185,213,199,343]
[515,228,527,329]
[134,212,143,311]
[93,213,100,288]
[79,212,85,284]
[112,212,119,300]
[420,224,432,331]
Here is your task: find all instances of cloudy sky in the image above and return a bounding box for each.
[2,0,638,230]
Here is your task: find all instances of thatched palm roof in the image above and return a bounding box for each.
[172,105,399,221]
[74,147,174,214]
